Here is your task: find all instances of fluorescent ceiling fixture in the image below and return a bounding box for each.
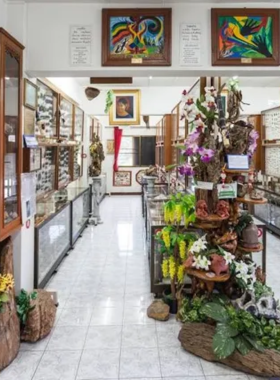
[5,77,10,80]
[149,76,153,80]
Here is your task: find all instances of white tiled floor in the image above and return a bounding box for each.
[1,195,277,379]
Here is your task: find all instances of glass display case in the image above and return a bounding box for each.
[57,146,71,188]
[37,80,58,137]
[254,185,280,237]
[35,192,71,287]
[68,187,90,247]
[36,146,56,197]
[59,97,73,141]
[72,106,84,180]
[0,29,24,241]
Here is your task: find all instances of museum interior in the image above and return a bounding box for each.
[1,1,280,379]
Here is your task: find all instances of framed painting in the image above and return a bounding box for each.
[24,79,38,110]
[211,8,280,66]
[113,171,132,186]
[102,8,172,66]
[106,139,115,154]
[109,89,140,126]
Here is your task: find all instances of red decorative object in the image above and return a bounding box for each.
[184,255,194,269]
[82,153,87,158]
[210,254,228,276]
[215,200,230,218]
[26,220,30,229]
[113,126,123,172]
[196,200,209,218]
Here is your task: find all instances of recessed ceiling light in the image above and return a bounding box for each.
[5,77,10,80]
[149,76,153,80]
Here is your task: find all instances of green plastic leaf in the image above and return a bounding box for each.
[201,303,229,323]
[234,335,252,356]
[213,333,235,359]
[165,164,177,170]
[216,323,238,338]
[244,335,265,352]
[0,293,9,302]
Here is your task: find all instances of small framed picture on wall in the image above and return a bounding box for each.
[24,79,38,110]
[113,171,132,187]
[109,90,140,126]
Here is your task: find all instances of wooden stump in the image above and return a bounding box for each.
[21,290,57,343]
[0,238,20,371]
[178,323,280,377]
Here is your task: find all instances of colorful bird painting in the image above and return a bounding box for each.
[218,16,273,59]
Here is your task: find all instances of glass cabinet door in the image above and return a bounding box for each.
[59,97,73,141]
[0,29,24,241]
[4,51,20,225]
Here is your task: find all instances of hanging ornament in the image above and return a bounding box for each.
[220,167,227,188]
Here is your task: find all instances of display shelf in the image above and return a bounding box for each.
[35,199,71,288]
[59,96,74,141]
[72,106,84,180]
[57,146,71,188]
[68,187,90,248]
[237,244,263,253]
[36,146,56,197]
[237,196,268,205]
[0,29,24,241]
[36,80,58,137]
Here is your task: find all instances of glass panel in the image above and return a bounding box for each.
[36,147,56,196]
[37,81,58,137]
[74,107,83,142]
[4,50,19,225]
[119,136,140,166]
[73,146,82,180]
[141,136,156,166]
[60,98,73,141]
[58,147,70,187]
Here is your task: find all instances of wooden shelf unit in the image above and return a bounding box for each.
[155,114,176,167]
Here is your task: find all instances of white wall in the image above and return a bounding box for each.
[24,2,280,78]
[0,0,7,29]
[241,87,280,114]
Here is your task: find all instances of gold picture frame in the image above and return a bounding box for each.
[109,89,141,126]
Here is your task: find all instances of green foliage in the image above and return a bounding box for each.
[16,289,37,327]
[234,213,253,237]
[104,90,113,114]
[201,300,280,359]
[179,296,208,323]
[253,281,274,301]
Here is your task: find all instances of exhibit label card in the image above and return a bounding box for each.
[70,25,92,66]
[227,154,249,170]
[180,23,201,66]
[196,181,214,190]
[218,182,237,199]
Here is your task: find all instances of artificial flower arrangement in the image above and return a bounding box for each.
[156,193,197,304]
[0,273,14,312]
[178,81,259,184]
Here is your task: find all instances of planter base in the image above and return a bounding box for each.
[178,323,280,377]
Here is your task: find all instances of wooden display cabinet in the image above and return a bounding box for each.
[0,29,24,241]
[71,105,84,180]
[59,96,74,141]
[155,114,174,167]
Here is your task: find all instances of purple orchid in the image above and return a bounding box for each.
[179,163,194,176]
[248,130,259,156]
[198,147,215,163]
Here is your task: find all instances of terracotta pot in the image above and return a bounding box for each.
[241,223,259,248]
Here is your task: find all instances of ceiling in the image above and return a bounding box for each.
[7,0,280,3]
[76,76,280,88]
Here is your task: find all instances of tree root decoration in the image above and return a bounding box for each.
[178,323,280,378]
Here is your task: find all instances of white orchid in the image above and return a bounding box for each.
[234,261,249,275]
[222,250,235,265]
[192,255,211,271]
[205,86,217,97]
[190,235,208,254]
